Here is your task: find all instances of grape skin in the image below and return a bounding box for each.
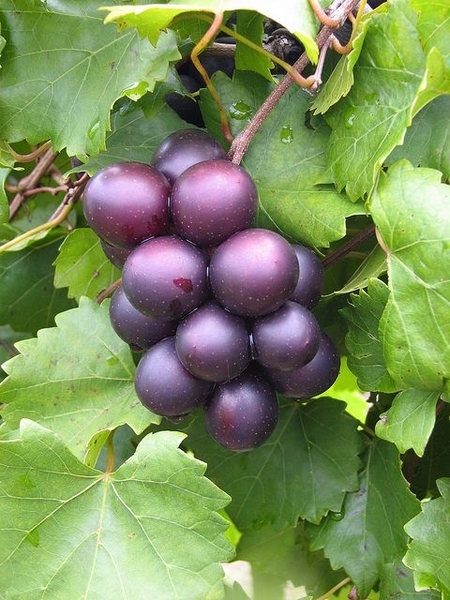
[209,228,299,317]
[205,369,279,451]
[264,332,340,399]
[135,337,214,417]
[122,235,209,321]
[175,301,251,382]
[252,301,321,371]
[109,285,176,351]
[290,245,324,309]
[152,129,227,184]
[171,159,258,247]
[83,162,171,249]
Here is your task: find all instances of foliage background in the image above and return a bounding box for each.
[0,0,449,598]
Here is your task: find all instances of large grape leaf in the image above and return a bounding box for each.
[375,389,440,457]
[201,71,365,248]
[369,160,450,392]
[0,297,156,462]
[325,0,450,200]
[342,278,398,393]
[180,399,363,529]
[0,237,75,333]
[0,1,180,161]
[386,96,450,180]
[102,0,325,65]
[308,439,420,597]
[0,168,8,224]
[54,229,120,301]
[0,420,233,599]
[404,478,450,596]
[379,559,440,600]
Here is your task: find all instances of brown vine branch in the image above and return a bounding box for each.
[9,148,60,219]
[0,172,88,254]
[321,224,376,269]
[228,0,362,164]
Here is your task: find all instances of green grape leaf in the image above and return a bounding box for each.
[404,478,450,596]
[332,245,387,296]
[237,523,343,597]
[82,99,192,175]
[0,298,156,462]
[379,559,440,600]
[369,160,450,391]
[202,72,365,248]
[102,0,324,65]
[0,237,75,334]
[342,278,398,393]
[325,0,450,200]
[308,439,420,598]
[235,11,273,81]
[54,229,120,301]
[0,1,180,160]
[375,389,440,457]
[311,13,371,115]
[386,96,450,180]
[0,420,233,599]
[182,399,363,529]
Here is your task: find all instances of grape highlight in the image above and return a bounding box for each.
[82,129,340,452]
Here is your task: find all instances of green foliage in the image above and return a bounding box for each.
[0,0,449,596]
[0,421,233,599]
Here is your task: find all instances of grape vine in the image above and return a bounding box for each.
[0,0,449,598]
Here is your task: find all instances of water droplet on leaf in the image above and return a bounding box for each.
[280,125,294,144]
[229,101,252,120]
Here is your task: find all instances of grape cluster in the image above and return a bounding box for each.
[83,129,340,451]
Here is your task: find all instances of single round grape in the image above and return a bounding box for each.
[205,369,278,451]
[83,162,171,249]
[135,337,214,417]
[171,159,258,247]
[175,301,251,382]
[100,239,132,269]
[122,235,209,321]
[290,245,324,309]
[109,285,176,350]
[151,129,227,184]
[252,301,321,371]
[209,228,299,317]
[264,332,340,399]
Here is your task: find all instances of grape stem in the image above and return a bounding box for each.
[315,577,351,600]
[96,278,122,304]
[190,11,234,143]
[228,0,362,164]
[321,224,376,269]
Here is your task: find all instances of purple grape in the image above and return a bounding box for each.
[100,239,132,269]
[122,235,209,321]
[252,301,321,371]
[265,332,340,399]
[83,162,171,249]
[135,337,214,417]
[209,228,299,317]
[151,129,227,184]
[205,369,279,451]
[109,285,176,351]
[290,245,324,309]
[175,301,251,382]
[171,160,258,247]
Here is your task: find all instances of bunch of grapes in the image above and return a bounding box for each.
[83,129,340,451]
